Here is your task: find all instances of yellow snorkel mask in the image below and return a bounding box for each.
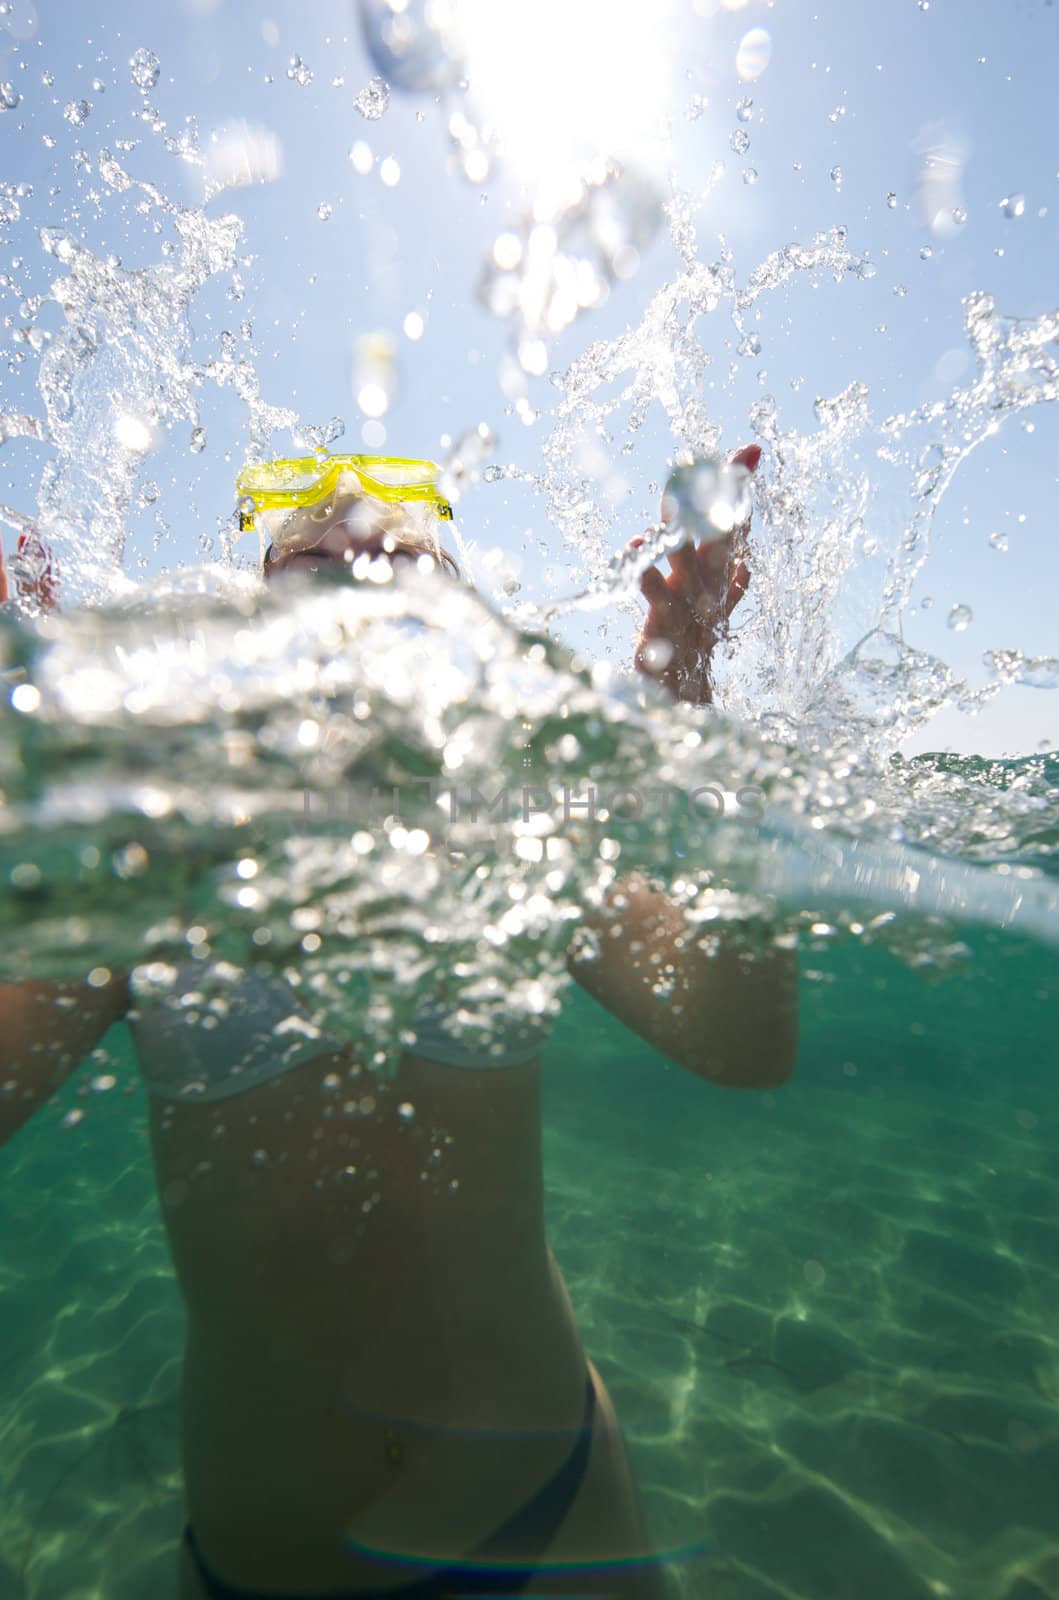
[236,453,454,537]
[236,451,459,580]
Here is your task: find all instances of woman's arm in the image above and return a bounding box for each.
[566,444,799,1088]
[0,974,131,1146]
[566,875,798,1088]
[0,528,129,1145]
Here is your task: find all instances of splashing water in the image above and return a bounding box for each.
[661,455,753,542]
[509,211,1057,772]
[3,148,294,604]
[129,47,160,94]
[0,36,1057,1068]
[358,0,464,94]
[353,75,390,121]
[477,163,665,370]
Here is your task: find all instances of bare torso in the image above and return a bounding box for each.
[147,1046,652,1594]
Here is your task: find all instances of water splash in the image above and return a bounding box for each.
[477,163,664,369]
[509,200,1058,766]
[358,0,464,94]
[1,142,298,603]
[662,455,752,541]
[353,76,390,121]
[0,44,1056,1048]
[129,48,160,94]
[2,575,1056,1051]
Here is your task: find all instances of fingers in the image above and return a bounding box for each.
[695,537,730,583]
[723,558,750,619]
[731,443,761,474]
[634,442,760,620]
[638,564,671,609]
[665,541,699,589]
[14,529,60,612]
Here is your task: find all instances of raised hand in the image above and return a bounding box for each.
[632,444,760,706]
[0,526,60,613]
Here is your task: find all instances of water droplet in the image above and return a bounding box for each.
[359,0,462,93]
[735,27,772,81]
[397,1101,416,1121]
[662,454,752,541]
[919,245,933,260]
[736,96,754,122]
[893,283,908,297]
[354,75,389,120]
[947,603,972,632]
[41,71,55,87]
[189,426,207,454]
[952,206,967,224]
[63,99,91,126]
[738,332,762,357]
[129,47,160,93]
[989,530,1008,551]
[729,128,750,156]
[463,147,489,184]
[286,54,313,86]
[828,105,846,122]
[0,82,21,111]
[742,167,758,186]
[39,226,76,261]
[349,140,373,175]
[317,201,332,220]
[830,165,843,189]
[886,191,897,209]
[518,338,548,376]
[1001,193,1025,219]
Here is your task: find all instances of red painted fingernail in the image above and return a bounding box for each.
[731,444,762,473]
[629,536,645,549]
[16,533,27,551]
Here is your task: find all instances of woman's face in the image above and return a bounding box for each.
[262,495,437,585]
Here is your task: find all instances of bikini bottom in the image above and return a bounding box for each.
[183,1377,667,1598]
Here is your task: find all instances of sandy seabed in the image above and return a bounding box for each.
[1,952,1057,1600]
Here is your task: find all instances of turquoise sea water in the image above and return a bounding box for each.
[2,913,1055,1599]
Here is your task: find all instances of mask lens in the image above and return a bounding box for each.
[241,462,327,496]
[357,459,437,491]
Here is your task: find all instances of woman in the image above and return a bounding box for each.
[0,446,797,1598]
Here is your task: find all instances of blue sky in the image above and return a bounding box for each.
[1,0,1056,755]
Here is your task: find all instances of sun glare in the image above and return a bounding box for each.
[453,0,676,200]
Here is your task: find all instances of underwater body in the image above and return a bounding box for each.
[1,0,1058,1597]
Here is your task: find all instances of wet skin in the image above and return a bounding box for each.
[162,1047,655,1596]
[162,512,654,1591]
